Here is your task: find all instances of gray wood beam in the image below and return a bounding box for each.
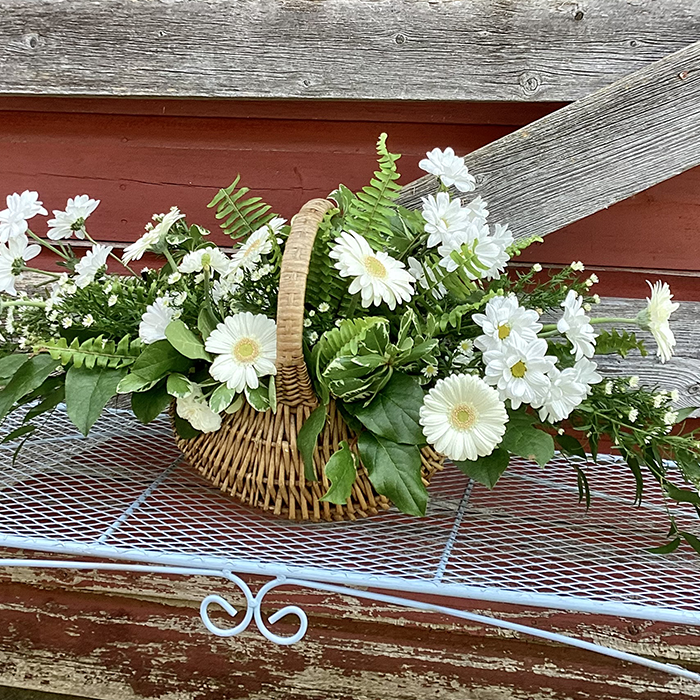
[0,0,699,103]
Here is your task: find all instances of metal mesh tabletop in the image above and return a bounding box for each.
[1,406,699,625]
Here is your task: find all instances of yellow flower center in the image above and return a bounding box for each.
[450,403,477,431]
[233,337,259,363]
[364,255,387,279]
[510,360,527,378]
[497,323,511,340]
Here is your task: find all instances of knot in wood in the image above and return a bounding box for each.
[518,71,541,95]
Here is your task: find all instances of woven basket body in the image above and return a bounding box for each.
[176,199,444,521]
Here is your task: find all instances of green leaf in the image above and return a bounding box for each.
[357,432,427,516]
[166,373,192,399]
[245,384,270,412]
[297,405,327,482]
[455,448,510,489]
[208,174,275,239]
[165,320,211,361]
[681,532,700,555]
[198,307,220,340]
[65,365,128,435]
[649,538,681,555]
[320,441,357,504]
[502,419,555,467]
[23,381,65,422]
[2,424,36,444]
[664,482,700,506]
[120,340,191,391]
[346,372,425,445]
[555,433,586,460]
[209,384,236,413]
[0,353,29,380]
[131,381,171,423]
[173,412,202,440]
[674,407,697,423]
[0,355,60,422]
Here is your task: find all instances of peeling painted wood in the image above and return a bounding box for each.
[1,0,699,103]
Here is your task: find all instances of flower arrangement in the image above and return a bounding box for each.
[0,135,698,545]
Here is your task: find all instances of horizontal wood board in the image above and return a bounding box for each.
[1,551,700,699]
[1,0,699,103]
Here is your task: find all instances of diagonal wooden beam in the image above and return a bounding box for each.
[399,41,700,241]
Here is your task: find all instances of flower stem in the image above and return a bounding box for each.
[0,299,47,309]
[84,232,138,277]
[26,229,70,261]
[163,247,179,274]
[23,267,61,279]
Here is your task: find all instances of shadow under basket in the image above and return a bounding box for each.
[175,198,444,522]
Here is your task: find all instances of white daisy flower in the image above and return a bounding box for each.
[558,290,597,361]
[421,192,471,248]
[483,337,556,409]
[329,230,414,310]
[407,256,446,299]
[573,357,602,393]
[176,384,222,433]
[482,223,514,280]
[178,246,231,275]
[211,275,240,304]
[204,312,277,393]
[108,294,118,307]
[473,294,542,351]
[437,220,511,280]
[167,272,182,284]
[418,147,476,193]
[139,297,180,344]
[604,381,613,395]
[638,281,679,363]
[671,389,680,402]
[266,217,287,235]
[230,226,273,273]
[628,408,639,423]
[74,244,112,288]
[419,374,507,462]
[123,207,185,263]
[47,195,100,241]
[464,195,489,224]
[663,410,678,425]
[628,376,640,388]
[82,314,95,327]
[318,302,330,313]
[422,364,439,379]
[0,234,41,296]
[653,393,665,409]
[570,261,585,272]
[61,317,73,329]
[538,367,588,423]
[453,339,475,368]
[0,191,47,242]
[532,263,543,273]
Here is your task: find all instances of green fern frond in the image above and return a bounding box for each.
[438,290,498,332]
[346,133,402,248]
[37,335,142,369]
[208,175,275,240]
[305,210,348,311]
[595,328,648,358]
[507,234,544,257]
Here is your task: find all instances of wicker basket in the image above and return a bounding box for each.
[176,198,444,521]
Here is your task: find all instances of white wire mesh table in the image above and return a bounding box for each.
[1,406,700,681]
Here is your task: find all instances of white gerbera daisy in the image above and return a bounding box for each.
[123,207,185,263]
[418,147,476,193]
[558,290,597,361]
[179,246,231,275]
[419,374,507,462]
[483,337,556,409]
[538,367,588,423]
[230,226,273,273]
[421,192,471,248]
[47,195,100,241]
[473,294,542,351]
[0,191,47,242]
[204,312,277,393]
[139,297,180,344]
[0,234,41,296]
[74,244,112,288]
[329,230,414,310]
[638,281,679,363]
[176,384,222,433]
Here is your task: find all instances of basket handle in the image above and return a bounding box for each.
[275,198,335,404]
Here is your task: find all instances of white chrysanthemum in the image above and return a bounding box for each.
[123,207,185,263]
[483,337,556,409]
[538,367,588,423]
[179,246,231,275]
[211,274,241,304]
[0,234,41,296]
[176,385,222,433]
[329,230,414,310]
[573,357,602,394]
[437,221,511,279]
[0,191,47,242]
[464,195,489,224]
[482,223,514,280]
[205,312,277,393]
[419,374,507,462]
[47,195,100,241]
[639,281,679,363]
[230,226,273,273]
[418,147,476,193]
[558,290,597,361]
[453,339,475,368]
[407,256,446,299]
[139,297,180,344]
[74,244,112,288]
[473,294,542,351]
[421,192,471,248]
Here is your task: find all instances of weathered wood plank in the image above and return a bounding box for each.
[1,552,699,699]
[0,0,699,103]
[398,41,700,241]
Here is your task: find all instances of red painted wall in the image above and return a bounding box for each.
[1,97,698,300]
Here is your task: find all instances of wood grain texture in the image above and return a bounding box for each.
[398,41,700,242]
[0,0,699,103]
[1,550,700,699]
